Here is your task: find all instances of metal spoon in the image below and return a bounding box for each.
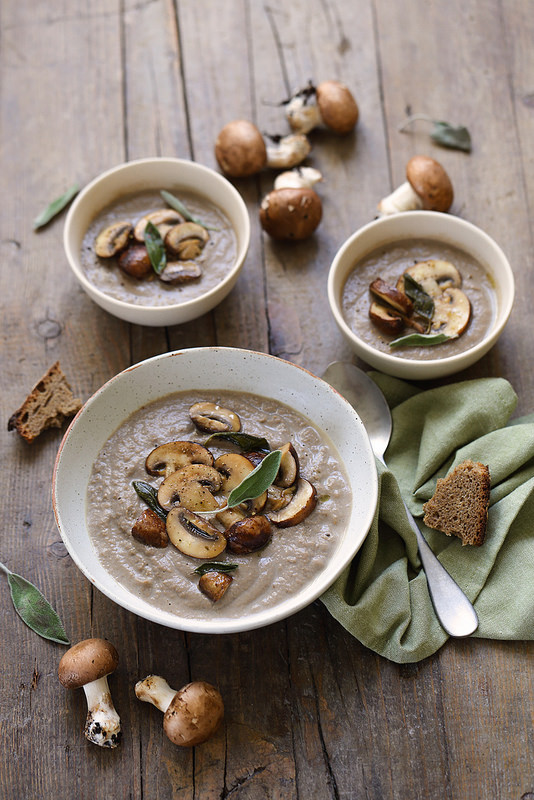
[323,361,479,637]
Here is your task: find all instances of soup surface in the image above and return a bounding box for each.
[81,190,237,306]
[86,391,351,619]
[341,239,496,360]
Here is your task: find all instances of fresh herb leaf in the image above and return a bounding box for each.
[33,184,80,230]
[160,190,217,231]
[193,562,238,576]
[430,121,472,152]
[144,221,167,275]
[403,273,434,320]
[132,480,168,520]
[398,114,472,153]
[389,332,453,349]
[227,449,282,509]
[204,431,270,452]
[0,561,70,644]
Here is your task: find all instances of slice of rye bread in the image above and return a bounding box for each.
[422,459,490,546]
[8,361,82,443]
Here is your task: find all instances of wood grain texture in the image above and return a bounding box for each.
[1,0,533,798]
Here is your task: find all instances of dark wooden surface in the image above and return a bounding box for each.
[1,1,533,798]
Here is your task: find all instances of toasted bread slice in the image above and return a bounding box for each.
[423,459,490,546]
[8,361,82,443]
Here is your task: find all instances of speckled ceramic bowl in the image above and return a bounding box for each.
[63,158,250,326]
[328,211,514,380]
[52,347,378,634]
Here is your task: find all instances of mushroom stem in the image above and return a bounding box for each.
[377,181,423,216]
[285,94,322,134]
[135,674,177,713]
[265,133,311,169]
[82,676,121,747]
[274,167,323,191]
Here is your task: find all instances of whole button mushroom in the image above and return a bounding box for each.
[285,80,359,135]
[58,638,121,748]
[215,120,311,177]
[135,675,224,747]
[377,155,454,216]
[259,167,323,241]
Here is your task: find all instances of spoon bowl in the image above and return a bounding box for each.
[322,361,479,638]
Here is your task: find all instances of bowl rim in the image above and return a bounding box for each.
[327,211,515,374]
[63,156,250,314]
[52,347,378,634]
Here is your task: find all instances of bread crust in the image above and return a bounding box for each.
[8,361,82,443]
[423,459,490,546]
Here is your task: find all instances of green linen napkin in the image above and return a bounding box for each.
[321,374,534,663]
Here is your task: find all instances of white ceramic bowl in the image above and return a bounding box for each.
[52,347,378,634]
[63,158,250,326]
[328,212,515,380]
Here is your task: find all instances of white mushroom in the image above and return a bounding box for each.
[135,675,224,747]
[377,155,454,216]
[285,80,359,135]
[58,638,121,748]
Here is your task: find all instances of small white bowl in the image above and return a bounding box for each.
[63,158,250,326]
[327,212,515,380]
[52,347,378,634]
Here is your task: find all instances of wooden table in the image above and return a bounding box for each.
[2,1,533,797]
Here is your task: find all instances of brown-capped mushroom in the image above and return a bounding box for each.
[259,187,322,241]
[95,221,132,258]
[400,259,462,295]
[268,478,317,527]
[369,302,406,336]
[224,515,272,554]
[214,453,267,514]
[132,509,168,548]
[199,570,233,602]
[285,80,359,135]
[431,287,471,336]
[166,506,227,558]
[274,442,300,488]
[377,155,453,216]
[370,278,413,316]
[146,441,214,478]
[189,402,241,433]
[165,222,210,260]
[215,120,267,178]
[159,260,202,284]
[135,675,224,747]
[58,638,121,748]
[157,463,222,512]
[133,209,183,242]
[117,243,152,279]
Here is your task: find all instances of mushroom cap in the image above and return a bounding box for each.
[316,80,359,134]
[58,638,119,689]
[215,120,267,178]
[405,155,454,212]
[164,681,224,747]
[259,187,322,240]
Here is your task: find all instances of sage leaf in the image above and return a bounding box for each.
[0,561,70,644]
[389,332,453,349]
[160,190,217,231]
[204,431,270,452]
[33,183,80,230]
[193,562,238,576]
[398,114,472,153]
[227,449,282,508]
[144,221,166,275]
[403,273,434,320]
[132,480,168,520]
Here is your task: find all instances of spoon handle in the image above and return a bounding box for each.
[401,499,479,637]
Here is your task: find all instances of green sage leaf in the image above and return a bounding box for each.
[160,190,217,231]
[132,480,168,520]
[389,332,453,349]
[6,572,70,644]
[144,220,167,275]
[227,449,282,508]
[403,273,434,320]
[193,562,238,576]
[204,431,270,452]
[33,184,80,230]
[431,121,472,152]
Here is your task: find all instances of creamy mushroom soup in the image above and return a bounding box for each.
[341,239,496,360]
[81,190,237,306]
[86,391,351,618]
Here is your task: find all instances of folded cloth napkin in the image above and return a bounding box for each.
[321,374,534,663]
